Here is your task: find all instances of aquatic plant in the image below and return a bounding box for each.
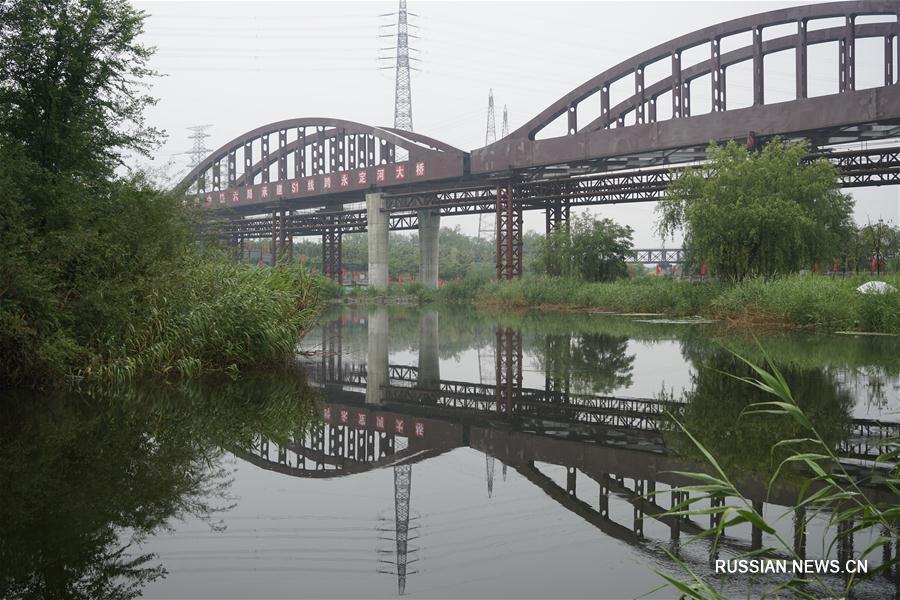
[654,350,900,599]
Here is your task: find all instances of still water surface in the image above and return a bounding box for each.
[2,305,899,599]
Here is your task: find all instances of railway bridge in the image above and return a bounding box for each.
[178,1,900,283]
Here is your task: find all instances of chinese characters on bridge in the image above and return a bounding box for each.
[196,160,428,207]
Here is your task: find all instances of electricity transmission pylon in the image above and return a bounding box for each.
[186,125,213,168]
[377,4,419,593]
[379,1,419,135]
[182,125,213,194]
[502,105,509,138]
[485,88,496,145]
[478,89,497,241]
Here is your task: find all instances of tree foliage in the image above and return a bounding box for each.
[0,0,323,386]
[535,214,634,282]
[0,0,160,176]
[657,139,854,281]
[254,227,543,280]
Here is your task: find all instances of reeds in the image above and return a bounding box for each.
[88,260,324,382]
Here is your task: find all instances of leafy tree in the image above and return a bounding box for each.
[858,219,899,275]
[656,139,854,281]
[0,0,324,385]
[535,214,633,281]
[0,0,160,177]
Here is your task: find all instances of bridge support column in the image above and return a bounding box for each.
[271,211,279,266]
[495,327,523,414]
[366,306,389,405]
[417,309,440,388]
[545,197,570,238]
[322,213,343,283]
[367,192,389,289]
[495,183,523,280]
[321,317,343,383]
[418,209,440,288]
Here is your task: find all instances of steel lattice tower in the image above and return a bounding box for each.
[485,88,496,145]
[393,1,413,132]
[378,3,417,594]
[485,454,495,498]
[393,461,413,595]
[501,105,509,137]
[186,125,213,168]
[478,90,497,241]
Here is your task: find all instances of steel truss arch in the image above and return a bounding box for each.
[175,117,467,210]
[475,0,900,173]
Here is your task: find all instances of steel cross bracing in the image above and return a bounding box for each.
[306,359,900,462]
[494,185,523,280]
[217,145,900,243]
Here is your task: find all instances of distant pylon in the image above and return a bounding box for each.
[186,125,213,168]
[388,1,414,132]
[501,105,509,138]
[478,90,497,240]
[485,89,496,145]
[393,462,413,595]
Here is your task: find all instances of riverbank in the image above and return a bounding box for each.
[480,275,900,332]
[340,274,900,333]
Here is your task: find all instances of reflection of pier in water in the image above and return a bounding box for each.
[241,314,900,595]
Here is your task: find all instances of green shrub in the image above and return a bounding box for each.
[857,291,900,333]
[90,261,324,382]
[471,273,899,333]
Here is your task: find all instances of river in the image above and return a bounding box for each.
[2,304,898,599]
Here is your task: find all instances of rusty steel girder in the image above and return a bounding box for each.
[494,183,523,280]
[494,327,523,415]
[214,145,900,247]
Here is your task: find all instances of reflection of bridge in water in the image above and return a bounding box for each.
[238,312,900,595]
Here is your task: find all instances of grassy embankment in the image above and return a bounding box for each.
[477,274,900,333]
[336,274,900,333]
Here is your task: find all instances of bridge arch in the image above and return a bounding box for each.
[176,117,466,209]
[473,0,899,173]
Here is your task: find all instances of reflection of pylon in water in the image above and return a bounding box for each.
[485,454,495,498]
[502,463,507,481]
[377,435,417,596]
[393,462,412,595]
[477,340,495,387]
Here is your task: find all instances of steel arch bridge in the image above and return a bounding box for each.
[180,1,900,281]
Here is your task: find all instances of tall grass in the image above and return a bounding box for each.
[473,274,900,333]
[478,275,723,315]
[654,350,900,599]
[87,260,324,382]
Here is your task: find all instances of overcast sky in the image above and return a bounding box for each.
[134,0,899,246]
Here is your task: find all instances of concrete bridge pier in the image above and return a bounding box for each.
[366,192,389,289]
[418,209,440,288]
[417,309,440,389]
[366,306,389,405]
